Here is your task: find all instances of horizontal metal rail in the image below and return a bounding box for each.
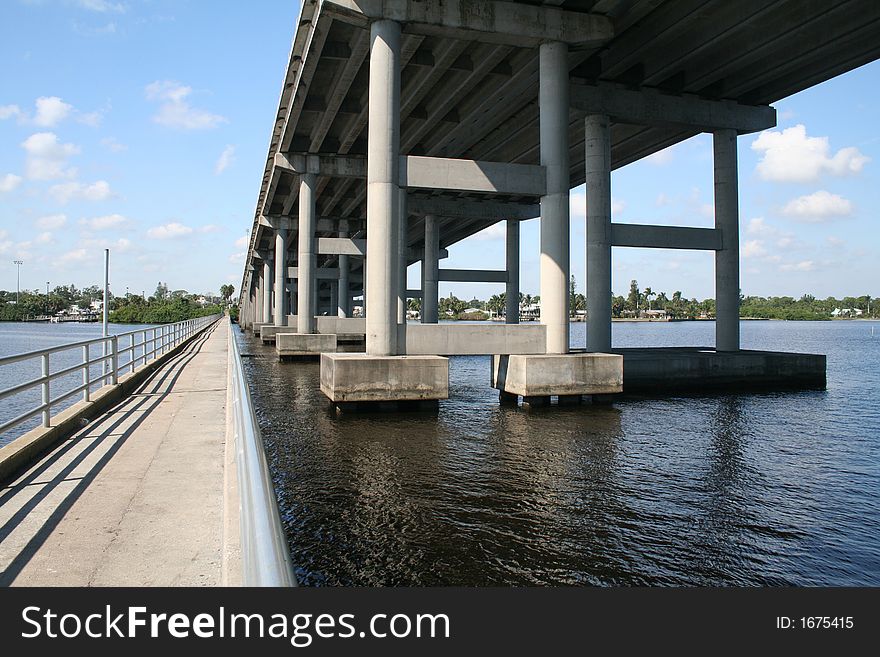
[228,317,296,586]
[0,314,221,438]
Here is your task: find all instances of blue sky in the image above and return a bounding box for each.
[1,1,877,302]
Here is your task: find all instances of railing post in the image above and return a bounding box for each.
[83,344,90,402]
[111,336,119,384]
[41,353,50,427]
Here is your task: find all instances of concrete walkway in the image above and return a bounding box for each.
[0,320,233,586]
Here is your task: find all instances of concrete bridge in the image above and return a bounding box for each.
[238,0,877,405]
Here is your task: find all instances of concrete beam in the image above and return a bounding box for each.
[288,267,341,280]
[278,153,546,195]
[317,237,366,256]
[611,224,723,251]
[570,82,776,135]
[263,215,366,233]
[438,268,507,283]
[402,156,545,196]
[274,152,367,178]
[407,197,539,221]
[407,246,448,261]
[323,0,613,48]
[259,215,294,231]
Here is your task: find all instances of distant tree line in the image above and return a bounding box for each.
[399,277,878,321]
[0,282,236,323]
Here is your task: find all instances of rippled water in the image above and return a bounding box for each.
[241,320,880,586]
[0,322,157,445]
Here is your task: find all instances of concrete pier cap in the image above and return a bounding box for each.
[491,353,623,403]
[277,333,337,359]
[320,353,449,403]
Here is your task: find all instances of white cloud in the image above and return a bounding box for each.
[77,110,104,126]
[229,251,246,264]
[746,217,773,235]
[36,213,67,230]
[35,231,54,244]
[826,236,845,248]
[145,80,227,130]
[80,236,133,252]
[198,224,221,233]
[569,189,624,218]
[147,222,193,239]
[49,180,112,203]
[0,173,23,193]
[655,193,672,207]
[234,235,249,249]
[21,132,79,180]
[779,260,816,272]
[781,190,853,221]
[215,145,235,174]
[100,137,127,152]
[646,145,675,165]
[79,213,127,230]
[0,105,22,120]
[33,96,73,127]
[76,0,125,12]
[742,240,767,259]
[472,223,506,240]
[751,124,870,182]
[58,248,90,265]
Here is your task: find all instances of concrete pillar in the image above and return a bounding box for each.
[298,173,317,333]
[585,114,612,353]
[262,256,273,325]
[714,129,740,351]
[366,19,401,356]
[338,222,350,318]
[398,187,408,327]
[274,228,288,327]
[506,219,520,324]
[422,214,439,324]
[330,280,338,319]
[539,41,570,354]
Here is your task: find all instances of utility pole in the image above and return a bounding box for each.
[13,260,23,304]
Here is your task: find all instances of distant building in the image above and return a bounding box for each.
[832,308,863,317]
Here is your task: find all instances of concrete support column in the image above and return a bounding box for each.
[274,228,288,327]
[714,129,740,351]
[254,269,262,324]
[585,114,612,353]
[262,256,273,325]
[506,219,520,324]
[539,41,571,354]
[298,173,317,333]
[366,18,401,355]
[330,280,338,319]
[338,222,350,318]
[398,187,408,326]
[422,214,439,324]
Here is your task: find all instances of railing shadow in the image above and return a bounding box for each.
[0,322,219,586]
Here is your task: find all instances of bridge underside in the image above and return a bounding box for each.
[239,0,876,404]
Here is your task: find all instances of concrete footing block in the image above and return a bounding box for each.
[276,333,337,359]
[320,353,449,403]
[252,322,266,337]
[260,324,292,344]
[492,353,623,401]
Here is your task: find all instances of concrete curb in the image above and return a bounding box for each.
[0,319,221,484]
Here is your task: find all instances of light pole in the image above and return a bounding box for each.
[13,260,23,304]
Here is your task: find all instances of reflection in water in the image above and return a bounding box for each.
[240,321,880,586]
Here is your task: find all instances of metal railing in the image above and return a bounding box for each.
[227,317,296,586]
[0,314,221,437]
